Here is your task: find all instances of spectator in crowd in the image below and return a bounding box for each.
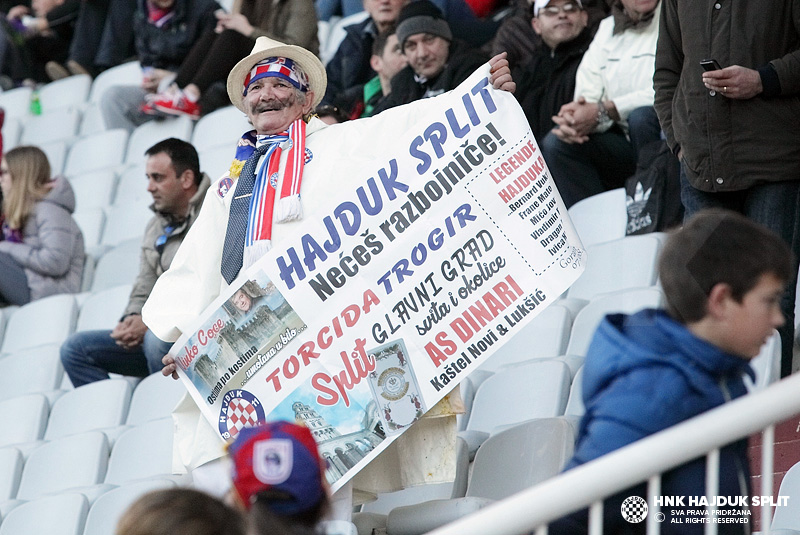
[59,139,210,387]
[228,421,331,535]
[146,0,319,120]
[117,488,246,535]
[512,0,592,142]
[0,146,83,306]
[313,103,349,124]
[551,209,788,533]
[540,0,662,208]
[371,0,487,113]
[1,0,79,83]
[333,26,407,119]
[322,0,407,107]
[491,0,606,70]
[99,0,220,133]
[654,0,800,378]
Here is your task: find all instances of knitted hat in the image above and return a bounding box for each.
[229,421,326,514]
[396,0,453,50]
[533,0,583,17]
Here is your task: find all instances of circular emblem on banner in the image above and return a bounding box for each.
[218,389,265,440]
[269,172,279,189]
[378,367,409,401]
[621,496,648,523]
[218,177,233,198]
[304,148,313,164]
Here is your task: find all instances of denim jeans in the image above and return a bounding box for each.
[680,165,800,377]
[0,251,30,306]
[60,328,172,387]
[541,106,662,208]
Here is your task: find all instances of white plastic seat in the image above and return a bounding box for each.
[564,364,585,420]
[0,394,49,448]
[89,61,142,104]
[44,379,132,440]
[479,304,573,372]
[38,74,92,112]
[100,202,152,247]
[387,418,575,535]
[113,163,150,208]
[64,129,129,176]
[126,373,186,426]
[73,208,106,249]
[0,345,64,402]
[67,169,117,210]
[771,460,800,530]
[199,144,235,180]
[0,493,89,535]
[79,103,107,136]
[191,105,252,153]
[566,234,663,301]
[565,287,666,357]
[0,294,77,355]
[41,139,68,175]
[104,418,181,485]
[0,306,6,349]
[21,107,80,146]
[0,86,33,119]
[15,431,109,501]
[91,240,141,292]
[567,188,627,248]
[2,116,21,150]
[83,479,177,535]
[746,330,782,392]
[0,448,23,501]
[124,115,193,165]
[77,284,133,331]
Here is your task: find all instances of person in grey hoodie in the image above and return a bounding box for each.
[0,145,84,306]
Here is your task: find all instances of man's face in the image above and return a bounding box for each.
[232,290,252,312]
[146,152,188,214]
[364,0,406,29]
[403,33,449,80]
[374,34,408,80]
[619,0,659,20]
[532,0,588,49]
[244,76,314,135]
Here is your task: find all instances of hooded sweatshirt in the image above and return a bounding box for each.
[0,177,85,300]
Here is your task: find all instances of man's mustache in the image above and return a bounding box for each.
[252,96,294,113]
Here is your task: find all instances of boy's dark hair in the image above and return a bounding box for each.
[659,208,792,323]
[248,489,330,535]
[372,24,397,57]
[145,138,202,186]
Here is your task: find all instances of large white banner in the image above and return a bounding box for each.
[170,65,587,491]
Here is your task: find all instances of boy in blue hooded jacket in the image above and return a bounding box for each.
[552,208,792,534]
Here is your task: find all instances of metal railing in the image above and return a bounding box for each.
[427,373,800,535]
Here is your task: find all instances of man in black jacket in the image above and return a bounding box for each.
[512,0,592,141]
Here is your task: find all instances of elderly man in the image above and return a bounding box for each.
[60,139,211,387]
[143,34,514,500]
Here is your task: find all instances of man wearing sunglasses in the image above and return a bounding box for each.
[59,138,211,387]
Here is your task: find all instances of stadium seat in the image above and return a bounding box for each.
[387,418,575,535]
[38,74,92,112]
[76,284,133,331]
[191,105,252,153]
[44,379,132,441]
[67,169,117,210]
[459,360,571,455]
[0,394,49,448]
[321,11,369,65]
[566,235,663,301]
[0,447,23,501]
[0,345,64,402]
[0,87,33,119]
[771,460,800,530]
[565,287,665,357]
[21,108,81,146]
[126,373,186,426]
[100,202,153,247]
[0,306,6,348]
[199,144,235,180]
[88,61,141,104]
[104,418,186,485]
[567,188,627,248]
[2,116,21,150]
[14,431,109,501]
[83,479,177,535]
[124,116,193,165]
[73,208,107,250]
[64,129,129,176]
[746,330,782,392]
[79,103,106,136]
[477,303,573,372]
[0,294,77,355]
[0,493,89,535]
[113,163,149,208]
[90,241,141,293]
[564,365,585,426]
[41,139,68,176]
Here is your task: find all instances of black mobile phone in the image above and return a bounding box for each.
[700,59,722,71]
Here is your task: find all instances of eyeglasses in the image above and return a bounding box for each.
[154,224,176,254]
[537,2,581,17]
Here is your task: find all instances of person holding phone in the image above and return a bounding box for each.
[653,0,800,378]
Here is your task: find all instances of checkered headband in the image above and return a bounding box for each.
[243,57,309,97]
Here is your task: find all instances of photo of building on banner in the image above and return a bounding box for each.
[168,64,588,491]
